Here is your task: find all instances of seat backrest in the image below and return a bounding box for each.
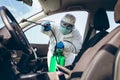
[114,50,120,80]
[112,0,120,80]
[72,8,109,68]
[80,31,120,80]
[70,1,120,79]
[71,26,120,76]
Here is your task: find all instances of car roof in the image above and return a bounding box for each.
[39,0,117,15]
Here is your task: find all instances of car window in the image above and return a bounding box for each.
[107,11,119,32]
[25,11,119,44]
[0,0,42,29]
[25,11,88,44]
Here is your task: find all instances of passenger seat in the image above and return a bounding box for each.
[70,0,120,80]
[72,8,109,68]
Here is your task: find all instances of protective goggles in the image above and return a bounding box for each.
[61,21,74,29]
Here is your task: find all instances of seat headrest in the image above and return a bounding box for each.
[114,0,120,23]
[93,8,110,31]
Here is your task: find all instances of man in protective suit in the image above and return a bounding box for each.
[40,14,82,69]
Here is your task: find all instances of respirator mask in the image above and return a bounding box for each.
[60,14,76,35]
[60,20,74,35]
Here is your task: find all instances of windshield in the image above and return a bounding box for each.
[0,0,42,24]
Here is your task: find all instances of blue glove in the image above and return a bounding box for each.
[56,41,64,49]
[41,21,51,31]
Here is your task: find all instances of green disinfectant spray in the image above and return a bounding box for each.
[49,48,65,72]
[40,21,65,72]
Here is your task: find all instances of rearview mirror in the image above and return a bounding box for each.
[17,0,33,6]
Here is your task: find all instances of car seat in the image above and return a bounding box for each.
[71,8,109,69]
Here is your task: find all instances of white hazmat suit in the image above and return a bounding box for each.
[40,14,82,68]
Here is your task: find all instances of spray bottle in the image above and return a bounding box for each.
[49,46,65,72]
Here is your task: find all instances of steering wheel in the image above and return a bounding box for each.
[0,6,32,54]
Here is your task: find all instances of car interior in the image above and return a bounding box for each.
[0,0,120,80]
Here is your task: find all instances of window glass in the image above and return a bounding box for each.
[0,17,4,28]
[25,26,49,44]
[0,0,42,22]
[107,11,119,32]
[0,0,42,29]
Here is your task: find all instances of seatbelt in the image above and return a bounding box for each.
[70,26,94,69]
[82,26,94,47]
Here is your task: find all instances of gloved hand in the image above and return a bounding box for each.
[56,41,64,49]
[41,21,51,31]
